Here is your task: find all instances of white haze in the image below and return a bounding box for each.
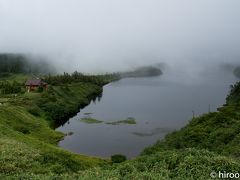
[0,0,240,73]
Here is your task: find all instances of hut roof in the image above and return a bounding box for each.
[25,79,47,86]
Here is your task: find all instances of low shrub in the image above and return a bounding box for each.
[27,106,41,117]
[118,164,135,177]
[111,154,127,163]
[14,126,30,134]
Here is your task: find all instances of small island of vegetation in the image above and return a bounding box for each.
[80,117,137,125]
[120,66,163,78]
[105,117,137,125]
[80,117,103,124]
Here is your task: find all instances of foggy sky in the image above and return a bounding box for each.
[0,0,240,73]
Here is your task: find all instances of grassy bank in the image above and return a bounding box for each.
[0,106,107,176]
[0,73,111,178]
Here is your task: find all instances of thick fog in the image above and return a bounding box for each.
[0,0,240,73]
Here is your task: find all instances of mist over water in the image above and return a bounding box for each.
[1,0,240,73]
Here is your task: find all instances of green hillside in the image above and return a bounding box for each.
[0,73,111,178]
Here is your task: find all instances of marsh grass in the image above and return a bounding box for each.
[105,117,136,125]
[79,117,137,125]
[80,118,103,124]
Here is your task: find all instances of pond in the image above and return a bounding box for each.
[56,68,237,158]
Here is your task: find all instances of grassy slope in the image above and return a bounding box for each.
[20,82,103,127]
[0,107,106,175]
[0,74,108,178]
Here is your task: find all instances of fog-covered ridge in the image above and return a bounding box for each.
[0,54,56,75]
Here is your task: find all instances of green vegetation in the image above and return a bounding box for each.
[79,117,136,125]
[120,66,163,78]
[111,154,127,163]
[105,117,136,125]
[0,81,104,127]
[0,80,22,94]
[44,71,120,86]
[0,73,31,96]
[0,73,31,83]
[0,106,107,177]
[80,117,103,124]
[0,70,116,126]
[0,70,113,178]
[27,83,103,125]
[132,127,172,137]
[84,112,93,115]
[2,148,240,179]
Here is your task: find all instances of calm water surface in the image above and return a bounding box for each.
[57,69,237,158]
